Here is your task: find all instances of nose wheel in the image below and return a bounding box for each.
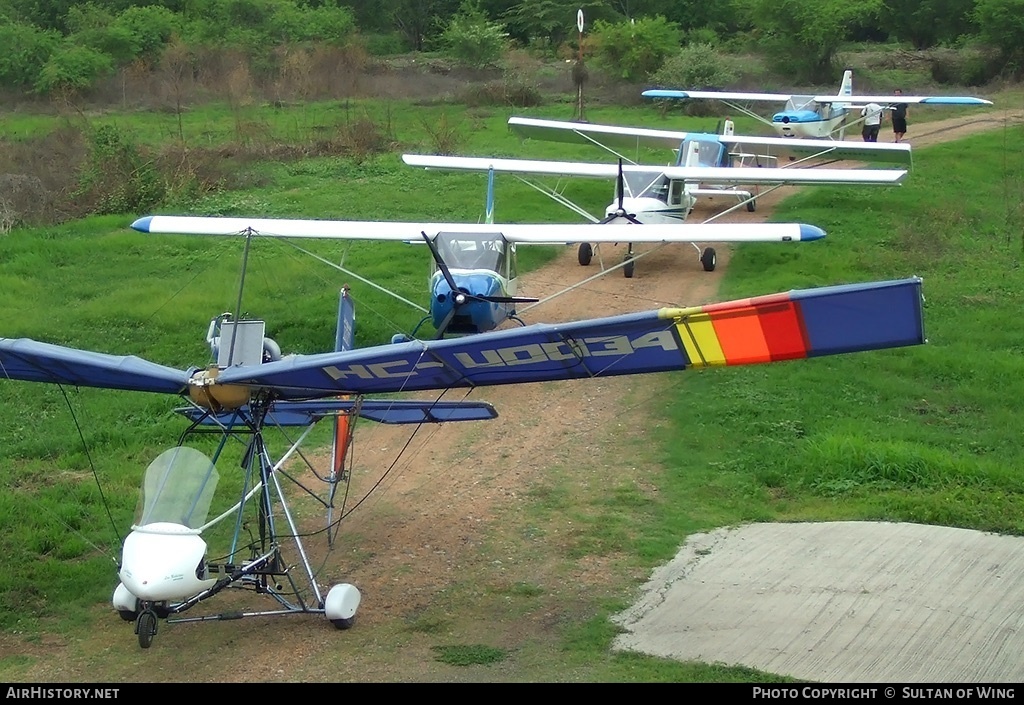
[135,609,158,648]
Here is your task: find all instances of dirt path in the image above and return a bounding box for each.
[5,108,1023,683]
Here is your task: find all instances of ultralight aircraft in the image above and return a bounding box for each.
[642,69,993,140]
[0,265,927,647]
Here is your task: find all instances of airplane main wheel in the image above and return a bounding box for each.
[136,610,157,649]
[623,255,635,279]
[331,616,356,630]
[578,243,593,266]
[746,199,756,212]
[701,248,717,272]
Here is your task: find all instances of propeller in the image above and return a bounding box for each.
[420,232,538,339]
[599,158,643,225]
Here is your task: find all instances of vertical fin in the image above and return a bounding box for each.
[331,286,355,477]
[840,69,853,97]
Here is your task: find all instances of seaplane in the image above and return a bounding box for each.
[400,151,905,276]
[131,169,831,337]
[642,69,993,140]
[0,260,927,646]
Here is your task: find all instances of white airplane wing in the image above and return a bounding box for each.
[403,154,906,186]
[660,164,905,185]
[721,134,912,166]
[508,116,689,152]
[813,94,992,106]
[132,216,826,245]
[642,89,796,103]
[505,119,911,167]
[403,153,624,179]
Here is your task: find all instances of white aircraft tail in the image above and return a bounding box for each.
[840,69,853,98]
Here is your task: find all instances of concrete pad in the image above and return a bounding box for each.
[612,522,1024,682]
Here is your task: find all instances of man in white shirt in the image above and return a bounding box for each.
[860,102,884,142]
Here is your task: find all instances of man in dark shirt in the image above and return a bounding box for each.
[891,88,908,143]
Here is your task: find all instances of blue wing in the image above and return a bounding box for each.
[0,278,925,402]
[215,277,925,397]
[0,338,193,394]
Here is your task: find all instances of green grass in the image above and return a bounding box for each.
[0,93,1022,681]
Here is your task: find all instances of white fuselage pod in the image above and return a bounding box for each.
[605,196,688,225]
[119,522,217,602]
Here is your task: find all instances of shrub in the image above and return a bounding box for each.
[590,15,682,82]
[649,44,739,116]
[0,22,60,90]
[73,125,164,215]
[35,44,114,95]
[439,1,510,68]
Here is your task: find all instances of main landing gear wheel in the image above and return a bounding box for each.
[325,583,360,631]
[701,247,717,272]
[623,254,635,279]
[746,199,756,212]
[331,616,356,630]
[136,610,157,649]
[578,242,593,266]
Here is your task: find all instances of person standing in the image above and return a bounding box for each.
[861,101,884,142]
[890,88,908,142]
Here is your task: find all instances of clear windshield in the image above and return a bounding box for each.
[435,232,506,272]
[786,95,817,111]
[134,446,220,529]
[622,171,670,202]
[681,139,725,167]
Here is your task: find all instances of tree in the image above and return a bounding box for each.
[0,20,60,88]
[739,0,883,83]
[880,0,976,48]
[439,0,507,66]
[590,14,681,81]
[974,0,1024,74]
[500,0,614,49]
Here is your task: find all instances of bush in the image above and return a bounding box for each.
[590,15,682,82]
[0,22,60,90]
[439,1,509,68]
[649,44,739,115]
[73,125,164,215]
[35,44,114,95]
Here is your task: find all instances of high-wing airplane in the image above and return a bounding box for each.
[401,152,904,276]
[0,274,926,646]
[642,69,993,140]
[132,214,827,337]
[507,115,914,169]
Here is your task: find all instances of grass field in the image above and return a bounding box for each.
[0,94,1022,680]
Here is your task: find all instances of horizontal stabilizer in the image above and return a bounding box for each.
[175,398,498,426]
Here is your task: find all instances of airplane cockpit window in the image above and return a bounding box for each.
[623,171,671,203]
[788,95,818,113]
[681,139,726,168]
[435,232,507,272]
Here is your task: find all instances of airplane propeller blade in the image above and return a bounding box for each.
[421,231,461,294]
[599,158,643,225]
